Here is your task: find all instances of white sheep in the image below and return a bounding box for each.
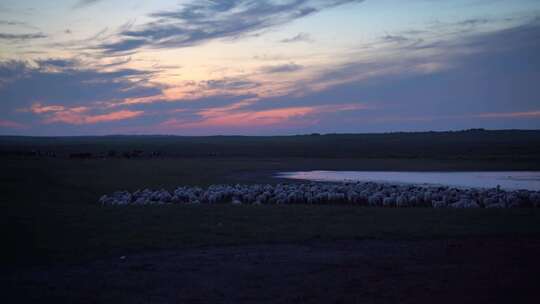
[98,181,538,209]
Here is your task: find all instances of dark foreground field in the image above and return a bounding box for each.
[2,131,540,303]
[5,238,540,304]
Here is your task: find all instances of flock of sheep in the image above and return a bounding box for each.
[99,182,540,208]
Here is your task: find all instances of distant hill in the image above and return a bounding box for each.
[1,129,540,160]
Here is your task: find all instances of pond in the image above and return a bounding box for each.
[277,171,540,191]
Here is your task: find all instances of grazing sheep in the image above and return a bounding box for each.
[450,199,480,209]
[485,202,506,208]
[432,201,446,208]
[382,196,396,207]
[98,182,540,209]
[396,195,408,208]
[99,195,112,205]
[531,193,540,207]
[368,193,383,206]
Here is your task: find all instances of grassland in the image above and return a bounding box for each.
[1,131,540,267]
[2,129,540,159]
[2,131,540,302]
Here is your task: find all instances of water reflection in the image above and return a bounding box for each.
[278,171,540,191]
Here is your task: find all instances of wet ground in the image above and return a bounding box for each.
[4,238,539,303]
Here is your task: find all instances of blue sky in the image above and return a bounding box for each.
[1,0,539,135]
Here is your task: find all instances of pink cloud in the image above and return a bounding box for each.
[29,103,67,114]
[161,107,315,129]
[25,102,144,125]
[26,103,88,114]
[359,110,540,124]
[200,106,317,127]
[45,109,144,125]
[475,111,540,119]
[161,103,368,130]
[0,119,27,129]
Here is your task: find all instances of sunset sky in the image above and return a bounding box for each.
[1,0,539,135]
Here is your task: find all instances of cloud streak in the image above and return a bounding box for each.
[73,0,102,9]
[0,32,47,41]
[26,103,144,125]
[161,103,367,130]
[260,63,304,73]
[100,0,364,53]
[0,119,26,129]
[476,111,540,119]
[45,109,144,125]
[280,32,312,43]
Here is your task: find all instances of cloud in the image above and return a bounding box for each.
[0,60,28,83]
[457,18,489,27]
[35,58,78,68]
[24,102,144,125]
[44,108,144,125]
[0,20,25,26]
[476,111,540,119]
[100,39,147,54]
[117,20,540,134]
[28,103,68,114]
[280,32,312,43]
[0,59,162,128]
[160,103,366,131]
[381,34,410,44]
[201,78,260,91]
[73,0,102,9]
[0,58,160,107]
[0,32,46,41]
[260,63,304,73]
[302,18,540,94]
[162,106,316,129]
[0,20,39,31]
[349,110,540,126]
[100,0,364,54]
[3,17,540,135]
[0,119,26,129]
[216,20,540,133]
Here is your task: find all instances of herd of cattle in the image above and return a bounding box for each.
[99,182,540,208]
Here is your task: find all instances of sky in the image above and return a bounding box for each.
[0,0,539,135]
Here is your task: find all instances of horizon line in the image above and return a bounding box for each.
[2,128,540,139]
